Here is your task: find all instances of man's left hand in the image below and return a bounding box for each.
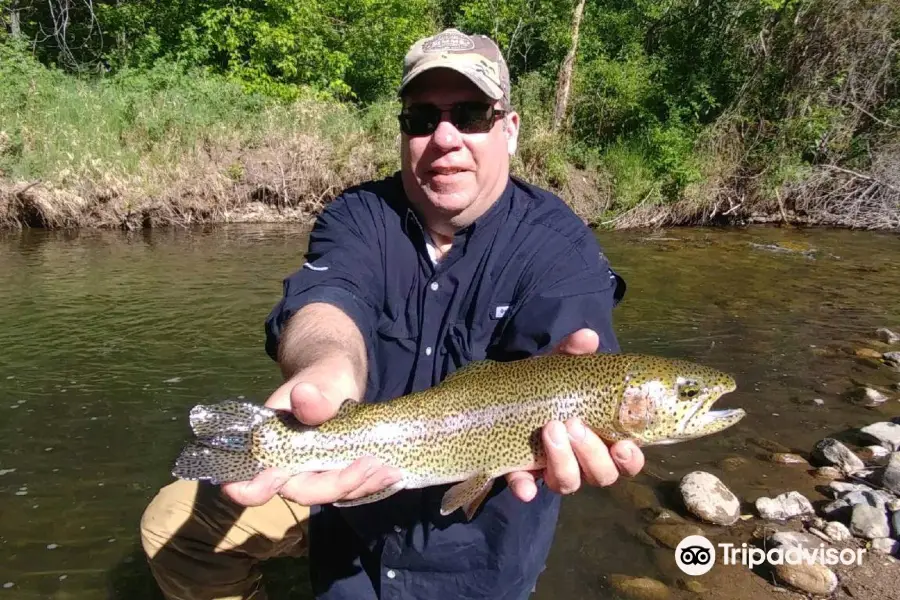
[505,328,645,502]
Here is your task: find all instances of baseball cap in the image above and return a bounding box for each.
[399,28,511,108]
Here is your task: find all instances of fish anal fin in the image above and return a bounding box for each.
[332,479,406,509]
[440,473,495,521]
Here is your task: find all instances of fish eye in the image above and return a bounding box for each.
[678,381,701,399]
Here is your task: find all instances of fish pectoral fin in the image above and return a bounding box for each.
[332,479,406,509]
[440,473,495,521]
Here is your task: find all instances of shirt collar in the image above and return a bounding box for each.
[401,176,514,248]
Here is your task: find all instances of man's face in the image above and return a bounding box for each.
[399,69,519,236]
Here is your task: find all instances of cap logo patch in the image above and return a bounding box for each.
[423,31,475,53]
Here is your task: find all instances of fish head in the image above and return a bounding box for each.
[612,355,744,446]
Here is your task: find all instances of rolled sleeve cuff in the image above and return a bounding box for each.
[264,285,376,363]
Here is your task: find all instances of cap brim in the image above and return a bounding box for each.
[399,63,504,101]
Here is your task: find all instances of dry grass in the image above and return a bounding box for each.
[0,102,397,230]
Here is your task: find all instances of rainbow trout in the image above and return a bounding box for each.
[172,353,744,520]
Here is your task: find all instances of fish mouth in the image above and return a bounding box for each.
[690,407,746,430]
[681,386,745,436]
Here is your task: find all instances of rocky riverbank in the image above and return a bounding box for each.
[602,327,900,600]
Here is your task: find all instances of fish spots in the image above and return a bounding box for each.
[172,353,739,492]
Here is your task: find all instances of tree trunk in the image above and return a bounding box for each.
[10,3,22,39]
[552,0,586,131]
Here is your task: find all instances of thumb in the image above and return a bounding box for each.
[553,328,600,355]
[289,381,343,425]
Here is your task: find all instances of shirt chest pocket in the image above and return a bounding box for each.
[376,293,420,350]
[445,297,514,364]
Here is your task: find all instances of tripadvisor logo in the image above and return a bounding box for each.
[675,535,866,576]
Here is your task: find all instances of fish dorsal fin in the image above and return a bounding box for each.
[439,359,497,385]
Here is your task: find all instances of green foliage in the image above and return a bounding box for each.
[3,0,898,222]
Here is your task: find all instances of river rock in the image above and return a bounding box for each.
[645,523,705,549]
[884,351,900,365]
[768,453,809,466]
[717,456,749,472]
[824,521,852,542]
[848,386,889,407]
[829,481,872,496]
[856,348,884,359]
[679,471,740,526]
[876,328,900,344]
[639,507,686,525]
[615,481,662,512]
[749,437,792,454]
[857,445,891,465]
[755,491,814,520]
[769,531,823,550]
[608,575,671,600]
[850,504,890,539]
[849,489,895,509]
[773,562,838,596]
[871,538,899,556]
[820,490,893,522]
[889,499,900,512]
[675,580,706,594]
[859,422,900,452]
[891,511,900,538]
[813,466,842,481]
[881,453,900,495]
[812,438,865,474]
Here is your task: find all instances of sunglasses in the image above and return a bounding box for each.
[398,101,507,136]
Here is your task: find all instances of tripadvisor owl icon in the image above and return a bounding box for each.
[675,535,716,576]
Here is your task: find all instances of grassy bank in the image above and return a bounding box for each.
[1,45,897,231]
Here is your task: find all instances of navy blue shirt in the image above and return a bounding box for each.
[265,172,625,600]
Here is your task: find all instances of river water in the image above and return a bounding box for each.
[1,224,898,599]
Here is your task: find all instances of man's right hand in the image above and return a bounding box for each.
[221,359,403,508]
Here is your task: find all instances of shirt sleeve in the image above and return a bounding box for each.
[494,231,625,359]
[264,193,383,362]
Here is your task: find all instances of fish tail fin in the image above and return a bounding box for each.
[171,399,274,484]
[172,442,264,484]
[188,399,275,451]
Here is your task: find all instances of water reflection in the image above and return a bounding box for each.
[0,224,898,598]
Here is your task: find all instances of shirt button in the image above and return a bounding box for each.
[430,281,439,291]
[425,346,433,356]
[386,570,396,579]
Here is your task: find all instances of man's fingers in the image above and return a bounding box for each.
[567,420,619,487]
[505,471,538,502]
[277,458,403,506]
[552,328,600,356]
[609,440,645,477]
[221,467,290,507]
[542,420,581,495]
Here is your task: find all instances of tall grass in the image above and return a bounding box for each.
[0,48,402,229]
[1,38,897,231]
[0,47,619,230]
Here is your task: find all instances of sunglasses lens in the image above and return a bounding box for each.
[399,105,439,135]
[399,102,500,136]
[452,102,494,133]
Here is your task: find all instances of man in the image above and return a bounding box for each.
[140,28,644,600]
